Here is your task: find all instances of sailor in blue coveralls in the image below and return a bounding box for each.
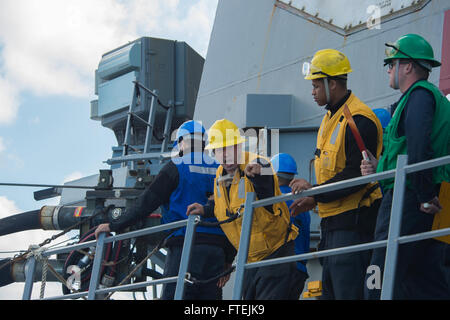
[271,153,310,299]
[95,120,236,300]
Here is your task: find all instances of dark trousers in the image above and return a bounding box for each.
[365,189,450,300]
[319,228,373,300]
[161,243,225,300]
[288,269,309,300]
[242,241,298,300]
[445,245,450,291]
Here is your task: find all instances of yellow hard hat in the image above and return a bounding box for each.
[303,49,353,80]
[205,119,246,150]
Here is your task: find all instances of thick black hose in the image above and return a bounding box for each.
[0,210,41,236]
[0,258,14,286]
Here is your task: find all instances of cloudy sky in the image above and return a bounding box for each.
[0,0,218,300]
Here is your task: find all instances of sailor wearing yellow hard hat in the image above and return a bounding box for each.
[187,118,299,300]
[95,120,234,300]
[291,48,384,300]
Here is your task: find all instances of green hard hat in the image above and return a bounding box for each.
[384,34,441,69]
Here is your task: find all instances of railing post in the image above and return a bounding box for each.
[144,93,158,154]
[22,256,37,300]
[122,81,138,159]
[160,104,174,153]
[380,155,408,300]
[174,214,199,300]
[87,232,106,300]
[232,192,256,300]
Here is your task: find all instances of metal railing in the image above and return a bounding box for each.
[21,154,450,300]
[21,217,201,300]
[232,154,450,300]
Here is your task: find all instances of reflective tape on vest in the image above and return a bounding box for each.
[188,165,217,175]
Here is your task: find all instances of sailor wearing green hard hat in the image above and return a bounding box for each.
[383,33,441,90]
[361,34,450,300]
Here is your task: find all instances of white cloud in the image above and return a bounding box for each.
[0,196,61,255]
[0,196,72,300]
[0,0,134,98]
[0,76,19,124]
[0,138,24,169]
[126,0,217,57]
[0,195,20,218]
[0,0,217,127]
[0,0,218,299]
[0,137,5,153]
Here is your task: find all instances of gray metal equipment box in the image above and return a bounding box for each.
[90,37,204,148]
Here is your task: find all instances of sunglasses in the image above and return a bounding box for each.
[384,43,430,71]
[386,60,410,70]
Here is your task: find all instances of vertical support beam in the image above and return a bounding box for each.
[144,93,158,154]
[161,105,175,153]
[151,262,158,299]
[122,82,139,159]
[174,215,199,300]
[232,192,256,300]
[380,155,408,300]
[87,232,106,300]
[22,256,37,300]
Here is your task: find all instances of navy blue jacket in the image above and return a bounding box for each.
[280,185,310,274]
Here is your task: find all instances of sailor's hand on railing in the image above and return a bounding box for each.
[186,203,205,216]
[289,178,312,194]
[94,223,111,239]
[289,196,316,217]
[217,263,232,288]
[244,163,262,178]
[360,150,378,176]
[420,196,442,215]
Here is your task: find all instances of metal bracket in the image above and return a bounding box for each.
[184,272,194,285]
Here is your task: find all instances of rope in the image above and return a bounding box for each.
[0,204,242,299]
[40,258,48,299]
[24,245,48,299]
[101,210,244,299]
[189,266,236,285]
[103,237,166,300]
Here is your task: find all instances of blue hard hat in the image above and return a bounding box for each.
[176,120,206,142]
[270,153,298,175]
[373,108,391,129]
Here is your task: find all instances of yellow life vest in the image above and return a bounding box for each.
[314,93,383,218]
[213,151,298,263]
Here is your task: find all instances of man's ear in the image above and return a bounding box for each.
[328,78,338,91]
[404,61,414,75]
